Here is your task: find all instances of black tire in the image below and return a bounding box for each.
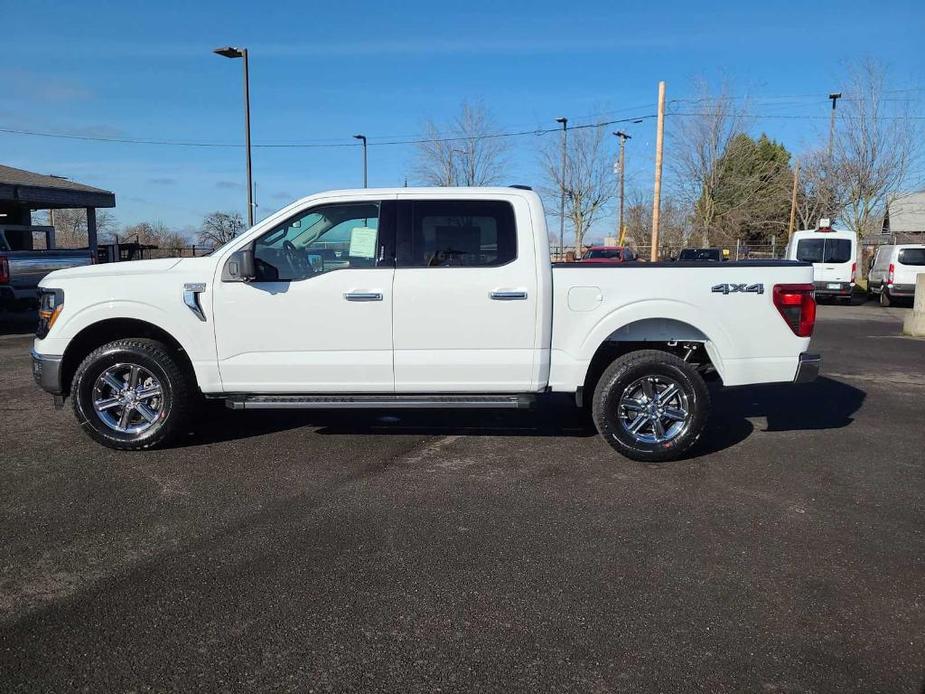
[880,287,892,307]
[71,338,193,450]
[592,350,710,463]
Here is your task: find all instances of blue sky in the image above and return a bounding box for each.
[3,0,923,239]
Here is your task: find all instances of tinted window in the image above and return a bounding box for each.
[898,248,925,266]
[679,249,720,261]
[254,202,382,281]
[796,238,852,264]
[584,248,622,260]
[397,200,516,268]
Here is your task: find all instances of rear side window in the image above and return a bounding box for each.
[796,238,852,263]
[396,200,517,268]
[898,248,925,266]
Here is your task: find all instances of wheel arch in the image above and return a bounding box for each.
[61,318,198,397]
[577,317,723,408]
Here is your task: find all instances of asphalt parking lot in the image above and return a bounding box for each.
[1,301,923,692]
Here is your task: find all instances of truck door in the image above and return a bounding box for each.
[212,199,396,393]
[391,196,540,392]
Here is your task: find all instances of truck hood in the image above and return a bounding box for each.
[40,256,213,284]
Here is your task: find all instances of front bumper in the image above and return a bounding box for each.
[793,353,822,383]
[32,350,64,395]
[813,281,853,297]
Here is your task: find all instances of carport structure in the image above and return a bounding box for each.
[0,164,115,251]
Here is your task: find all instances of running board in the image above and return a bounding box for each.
[225,394,535,410]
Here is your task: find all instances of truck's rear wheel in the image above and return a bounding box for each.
[880,287,892,307]
[592,350,710,462]
[72,338,192,450]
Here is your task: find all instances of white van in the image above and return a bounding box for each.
[867,244,925,306]
[785,227,857,302]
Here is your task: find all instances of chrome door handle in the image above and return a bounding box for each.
[490,289,528,300]
[344,291,383,301]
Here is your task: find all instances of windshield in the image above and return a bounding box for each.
[796,238,852,263]
[898,248,925,266]
[583,248,622,260]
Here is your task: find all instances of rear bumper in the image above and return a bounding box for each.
[813,281,853,297]
[887,283,916,297]
[1,285,39,309]
[793,353,822,383]
[31,350,64,395]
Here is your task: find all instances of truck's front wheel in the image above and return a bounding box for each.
[592,350,710,462]
[72,338,192,450]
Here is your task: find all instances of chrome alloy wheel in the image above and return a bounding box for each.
[617,375,691,444]
[92,363,164,435]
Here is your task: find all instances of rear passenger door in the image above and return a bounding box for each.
[391,196,540,393]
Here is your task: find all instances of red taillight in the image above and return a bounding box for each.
[0,256,9,284]
[887,263,895,286]
[851,261,857,283]
[773,283,816,337]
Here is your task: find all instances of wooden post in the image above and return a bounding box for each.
[85,207,98,252]
[788,159,800,237]
[650,81,666,262]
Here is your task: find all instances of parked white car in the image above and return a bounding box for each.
[867,244,925,306]
[32,187,820,461]
[784,227,857,302]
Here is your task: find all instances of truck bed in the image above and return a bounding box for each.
[549,260,814,389]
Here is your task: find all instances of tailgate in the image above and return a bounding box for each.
[7,251,93,289]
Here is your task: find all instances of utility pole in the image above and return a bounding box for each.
[650,81,666,262]
[556,116,568,259]
[788,159,800,237]
[353,134,368,188]
[614,131,631,244]
[827,92,842,162]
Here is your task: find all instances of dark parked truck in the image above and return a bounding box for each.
[0,228,93,311]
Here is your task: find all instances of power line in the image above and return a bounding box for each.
[0,114,658,150]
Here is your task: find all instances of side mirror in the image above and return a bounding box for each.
[222,247,256,282]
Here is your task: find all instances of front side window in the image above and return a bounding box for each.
[396,200,517,268]
[898,248,925,266]
[253,203,382,281]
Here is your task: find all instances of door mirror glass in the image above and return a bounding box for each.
[222,247,256,282]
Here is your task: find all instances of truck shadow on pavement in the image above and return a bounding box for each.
[690,376,866,458]
[183,376,865,460]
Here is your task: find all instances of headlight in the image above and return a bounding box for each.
[36,289,64,338]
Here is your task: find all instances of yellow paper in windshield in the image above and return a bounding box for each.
[349,227,377,258]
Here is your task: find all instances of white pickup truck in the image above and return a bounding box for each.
[32,187,820,461]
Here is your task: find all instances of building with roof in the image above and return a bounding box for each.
[0,164,116,250]
[882,191,925,240]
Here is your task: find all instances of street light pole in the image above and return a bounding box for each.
[555,116,568,259]
[614,131,631,243]
[353,134,368,188]
[214,46,254,227]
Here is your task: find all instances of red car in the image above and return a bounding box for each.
[579,246,636,263]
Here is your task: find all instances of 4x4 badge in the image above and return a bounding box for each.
[711,283,764,295]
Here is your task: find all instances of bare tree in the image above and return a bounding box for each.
[121,221,190,250]
[412,100,509,186]
[835,60,920,237]
[540,124,614,251]
[34,208,116,248]
[668,80,748,245]
[624,189,689,257]
[795,148,847,230]
[198,211,244,247]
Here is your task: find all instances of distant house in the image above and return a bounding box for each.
[882,191,925,240]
